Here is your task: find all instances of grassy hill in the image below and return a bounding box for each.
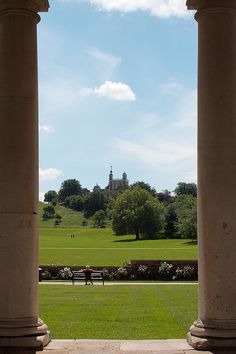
[39,202,91,228]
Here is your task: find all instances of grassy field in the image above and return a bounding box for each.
[39,227,197,266]
[39,284,197,339]
[39,203,91,228]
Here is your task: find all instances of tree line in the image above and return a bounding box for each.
[43,179,197,240]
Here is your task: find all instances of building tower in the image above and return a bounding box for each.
[122,172,127,186]
[107,168,129,193]
[109,166,113,192]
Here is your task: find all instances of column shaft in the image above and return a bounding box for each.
[187,0,236,350]
[0,0,50,352]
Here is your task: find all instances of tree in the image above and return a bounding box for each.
[54,214,62,227]
[173,195,197,239]
[64,195,84,212]
[164,203,178,237]
[93,210,106,228]
[174,182,197,197]
[130,181,156,196]
[157,189,173,204]
[44,190,58,203]
[112,187,164,240]
[58,179,82,203]
[42,204,55,221]
[84,187,107,218]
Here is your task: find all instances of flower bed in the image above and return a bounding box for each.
[39,260,198,281]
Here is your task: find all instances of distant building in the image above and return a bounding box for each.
[107,167,129,192]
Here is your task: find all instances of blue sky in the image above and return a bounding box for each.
[38,0,197,200]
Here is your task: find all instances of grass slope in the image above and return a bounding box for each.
[39,227,197,266]
[40,284,197,339]
[39,202,89,228]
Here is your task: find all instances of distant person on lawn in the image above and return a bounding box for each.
[81,265,95,285]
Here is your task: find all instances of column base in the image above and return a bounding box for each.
[0,331,51,353]
[187,319,236,351]
[187,332,236,351]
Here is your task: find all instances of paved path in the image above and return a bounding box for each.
[36,339,227,353]
[40,281,198,286]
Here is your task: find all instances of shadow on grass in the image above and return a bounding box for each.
[182,240,198,245]
[113,238,160,243]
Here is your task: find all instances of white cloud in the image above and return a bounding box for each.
[39,124,55,133]
[112,84,197,180]
[40,79,79,112]
[58,0,190,18]
[80,81,136,101]
[39,192,45,202]
[89,48,121,71]
[39,168,63,182]
[115,137,195,170]
[162,81,183,92]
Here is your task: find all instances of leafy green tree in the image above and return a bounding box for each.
[44,190,58,203]
[84,187,107,218]
[54,214,62,227]
[174,182,197,197]
[164,203,178,237]
[81,218,88,226]
[112,187,164,240]
[58,179,82,203]
[93,210,106,228]
[64,195,84,211]
[42,204,55,221]
[130,181,156,196]
[173,195,197,239]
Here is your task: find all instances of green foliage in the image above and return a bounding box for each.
[174,195,197,239]
[58,179,82,203]
[93,210,106,228]
[42,204,55,221]
[164,203,178,237]
[174,182,197,197]
[39,202,91,227]
[64,195,84,211]
[81,218,88,226]
[44,190,58,203]
[130,181,156,196]
[112,187,164,240]
[54,214,62,227]
[84,188,107,218]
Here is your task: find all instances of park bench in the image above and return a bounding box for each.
[72,270,104,285]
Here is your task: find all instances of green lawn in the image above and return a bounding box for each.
[39,227,197,266]
[39,203,90,228]
[39,284,197,339]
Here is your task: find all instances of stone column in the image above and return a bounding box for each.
[0,0,50,353]
[187,0,236,350]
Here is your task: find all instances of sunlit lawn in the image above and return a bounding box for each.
[40,284,197,339]
[39,227,197,266]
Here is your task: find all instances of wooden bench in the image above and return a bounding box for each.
[72,271,104,285]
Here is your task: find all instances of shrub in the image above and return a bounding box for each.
[158,262,174,280]
[137,264,149,279]
[81,219,88,226]
[112,266,129,280]
[59,267,73,279]
[41,270,52,280]
[173,265,195,280]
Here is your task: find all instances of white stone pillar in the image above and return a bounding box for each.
[0,0,50,353]
[187,0,236,350]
